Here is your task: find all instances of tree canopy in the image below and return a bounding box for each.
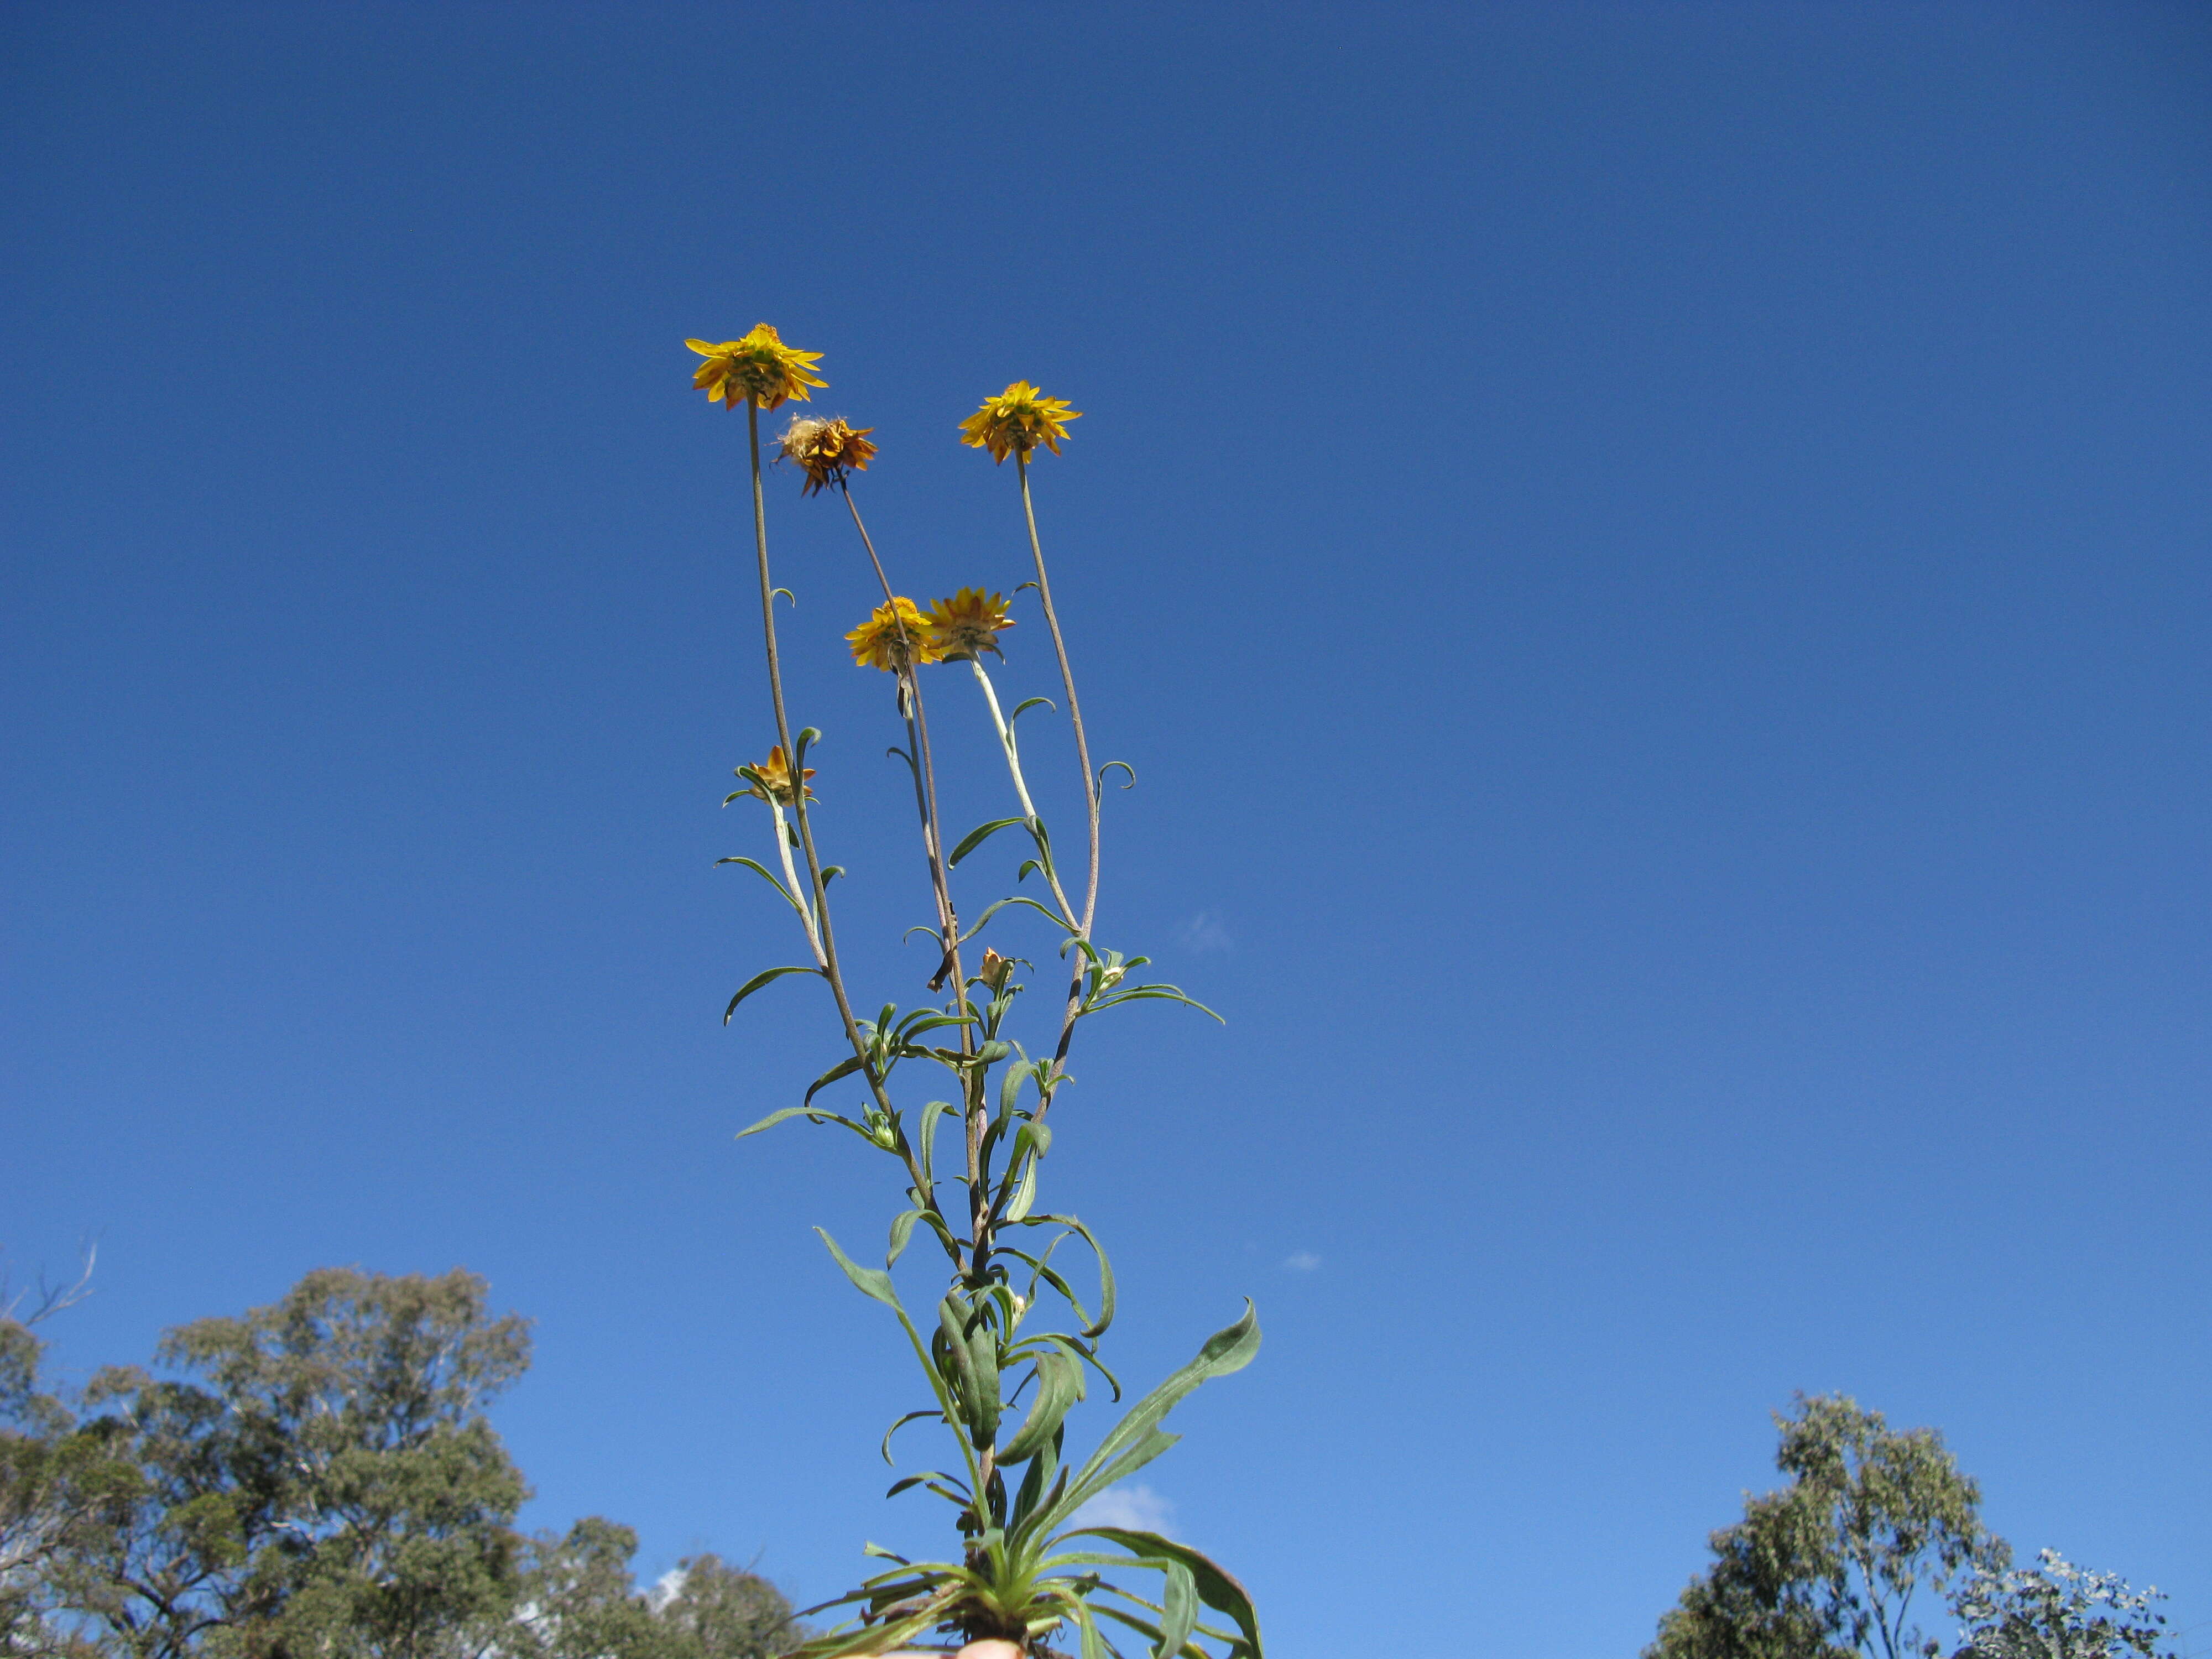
[0,1268,801,1659]
[1646,1394,2174,1659]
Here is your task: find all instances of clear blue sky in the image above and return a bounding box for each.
[5,4,2208,1655]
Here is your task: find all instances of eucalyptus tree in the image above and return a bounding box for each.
[1648,1394,2006,1659]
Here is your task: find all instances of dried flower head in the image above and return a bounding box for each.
[685,325,826,411]
[733,744,815,805]
[845,597,942,674]
[777,415,878,495]
[958,380,1081,463]
[925,587,1016,661]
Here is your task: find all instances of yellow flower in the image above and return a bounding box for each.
[958,380,1081,463]
[977,948,1014,991]
[685,325,826,411]
[734,744,815,805]
[845,597,942,674]
[776,415,878,495]
[926,587,1016,661]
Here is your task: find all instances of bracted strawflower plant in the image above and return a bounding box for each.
[688,336,1253,1659]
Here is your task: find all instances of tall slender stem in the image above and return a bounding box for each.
[970,659,1077,931]
[841,487,966,996]
[745,398,890,1123]
[1018,454,1099,936]
[1017,453,1100,1121]
[838,481,991,1277]
[768,798,823,966]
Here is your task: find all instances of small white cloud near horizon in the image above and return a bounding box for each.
[1070,1482,1176,1536]
[650,1567,687,1610]
[1175,910,1233,954]
[1283,1250,1321,1271]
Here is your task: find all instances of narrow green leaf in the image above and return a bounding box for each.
[1071,1595,1108,1659]
[1005,1153,1039,1222]
[802,1055,865,1105]
[1155,1562,1197,1659]
[1016,1213,1117,1338]
[959,894,1076,943]
[735,1105,851,1141]
[1073,1531,1261,1659]
[917,1100,955,1187]
[1047,1428,1180,1532]
[883,1470,967,1498]
[1033,1304,1260,1539]
[966,1312,1002,1447]
[1013,1425,1062,1527]
[999,1350,1084,1464]
[815,1227,901,1310]
[950,816,1026,867]
[879,1407,942,1465]
[886,1208,926,1267]
[723,964,820,1024]
[713,856,806,917]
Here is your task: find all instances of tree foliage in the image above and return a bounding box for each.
[0,1267,799,1659]
[1952,1550,2176,1659]
[1647,1394,2006,1659]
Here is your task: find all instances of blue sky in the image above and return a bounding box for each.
[4,4,2208,1655]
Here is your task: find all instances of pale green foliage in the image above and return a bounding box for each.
[513,1522,801,1659]
[651,1553,805,1659]
[1647,1394,2006,1659]
[1951,1551,2174,1659]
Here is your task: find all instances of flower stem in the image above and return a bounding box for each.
[768,798,823,966]
[969,659,1078,931]
[1017,453,1099,1119]
[838,481,992,1277]
[745,399,892,1124]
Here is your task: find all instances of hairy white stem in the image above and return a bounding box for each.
[969,659,1079,931]
[769,797,825,967]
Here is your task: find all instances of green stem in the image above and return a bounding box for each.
[837,480,992,1279]
[1017,453,1098,1120]
[970,659,1078,932]
[766,797,823,966]
[744,399,891,1123]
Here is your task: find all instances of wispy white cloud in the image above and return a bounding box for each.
[1175,910,1233,954]
[1283,1250,1321,1271]
[1070,1483,1176,1536]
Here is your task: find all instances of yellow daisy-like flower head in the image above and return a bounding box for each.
[734,744,815,805]
[926,587,1016,661]
[958,380,1081,464]
[845,597,943,674]
[685,324,826,411]
[777,415,878,495]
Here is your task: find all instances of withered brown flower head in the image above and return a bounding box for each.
[778,415,879,495]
